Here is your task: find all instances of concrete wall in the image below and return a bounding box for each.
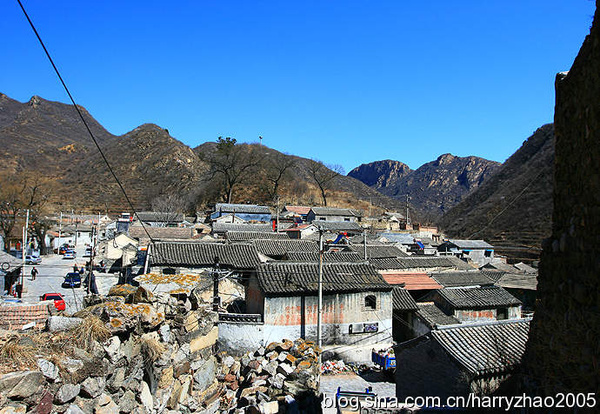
[307,212,358,223]
[218,322,265,355]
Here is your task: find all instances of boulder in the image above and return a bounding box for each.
[139,381,153,413]
[0,371,45,399]
[37,358,60,382]
[46,316,83,332]
[118,390,137,413]
[192,358,217,392]
[103,336,122,363]
[80,376,105,398]
[0,404,27,414]
[64,405,85,414]
[55,383,80,404]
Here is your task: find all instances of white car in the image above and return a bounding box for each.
[25,255,42,265]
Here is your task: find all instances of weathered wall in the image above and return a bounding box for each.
[522,1,600,395]
[218,321,265,355]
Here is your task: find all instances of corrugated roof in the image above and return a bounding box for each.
[310,207,362,217]
[252,239,318,258]
[432,319,530,375]
[430,271,494,288]
[311,221,363,232]
[496,273,538,290]
[151,242,260,269]
[370,256,474,271]
[382,272,442,290]
[392,287,419,311]
[212,223,274,234]
[349,244,408,259]
[416,303,460,328]
[226,231,290,241]
[256,262,391,295]
[283,251,364,263]
[214,203,271,214]
[448,239,494,249]
[437,286,522,309]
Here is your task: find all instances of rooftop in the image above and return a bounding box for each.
[135,211,185,223]
[225,231,290,241]
[392,287,419,311]
[436,286,522,309]
[212,223,274,234]
[311,220,363,232]
[430,271,494,288]
[310,207,362,217]
[432,319,530,375]
[214,203,271,214]
[348,244,408,259]
[447,239,494,249]
[370,256,474,271]
[382,272,442,290]
[150,242,260,269]
[416,303,460,328]
[256,262,391,295]
[283,251,364,263]
[252,239,318,258]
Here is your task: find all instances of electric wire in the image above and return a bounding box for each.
[15,0,156,247]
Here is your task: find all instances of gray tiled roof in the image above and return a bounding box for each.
[437,286,522,309]
[310,207,362,217]
[136,211,185,222]
[214,203,271,214]
[430,271,494,288]
[226,231,290,241]
[392,287,419,311]
[448,239,494,249]
[349,244,409,259]
[416,303,460,328]
[480,270,507,282]
[151,242,260,269]
[283,251,364,263]
[495,273,538,290]
[212,223,274,234]
[370,256,474,271]
[311,220,363,232]
[432,319,530,375]
[377,232,415,244]
[252,239,318,258]
[256,262,391,295]
[129,226,194,241]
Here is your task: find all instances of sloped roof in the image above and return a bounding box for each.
[480,270,507,282]
[151,242,260,269]
[437,286,522,309]
[382,272,442,290]
[370,256,474,271]
[513,262,537,274]
[430,271,494,288]
[283,206,311,215]
[377,232,415,244]
[310,207,362,217]
[311,221,363,232]
[225,231,290,241]
[129,226,194,241]
[214,203,271,214]
[349,244,408,259]
[495,273,538,290]
[432,319,530,375]
[256,262,391,295]
[136,211,184,223]
[283,251,364,263]
[0,251,22,272]
[416,303,460,328]
[212,223,274,234]
[252,239,318,258]
[392,287,419,311]
[483,262,520,273]
[448,239,494,249]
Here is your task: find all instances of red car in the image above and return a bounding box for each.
[40,293,66,311]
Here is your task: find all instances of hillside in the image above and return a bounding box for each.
[439,124,554,261]
[349,154,500,220]
[0,93,404,215]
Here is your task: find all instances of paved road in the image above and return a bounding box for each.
[320,372,396,413]
[18,245,117,314]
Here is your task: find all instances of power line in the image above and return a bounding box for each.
[15,0,156,247]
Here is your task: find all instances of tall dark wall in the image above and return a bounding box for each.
[523,1,600,395]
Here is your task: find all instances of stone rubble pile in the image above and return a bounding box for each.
[0,285,321,414]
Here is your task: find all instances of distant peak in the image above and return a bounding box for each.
[436,153,455,165]
[28,95,43,107]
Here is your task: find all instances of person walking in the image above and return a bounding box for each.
[15,283,22,299]
[31,267,38,281]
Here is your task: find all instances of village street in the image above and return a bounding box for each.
[18,245,118,314]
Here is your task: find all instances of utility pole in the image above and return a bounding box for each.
[317,228,323,348]
[143,244,151,275]
[276,196,280,233]
[58,211,62,253]
[212,256,220,312]
[363,231,367,260]
[405,194,410,228]
[21,209,30,287]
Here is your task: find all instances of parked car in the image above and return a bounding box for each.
[25,255,42,265]
[63,250,76,259]
[40,293,66,311]
[83,247,93,257]
[62,272,82,288]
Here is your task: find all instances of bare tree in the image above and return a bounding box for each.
[150,193,188,226]
[199,137,261,203]
[264,151,297,200]
[307,160,344,206]
[0,174,24,251]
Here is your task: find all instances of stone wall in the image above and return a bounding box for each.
[522,0,600,395]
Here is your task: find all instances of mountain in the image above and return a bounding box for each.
[439,124,554,261]
[0,93,404,214]
[349,154,501,220]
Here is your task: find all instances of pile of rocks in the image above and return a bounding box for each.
[218,338,321,413]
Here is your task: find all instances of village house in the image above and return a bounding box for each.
[348,244,408,261]
[282,251,364,263]
[429,271,494,288]
[284,223,319,240]
[128,226,199,247]
[311,220,363,236]
[0,251,22,296]
[98,233,139,271]
[212,222,274,237]
[238,262,392,362]
[306,207,362,223]
[410,302,461,338]
[438,239,495,266]
[210,203,272,223]
[251,239,318,261]
[134,211,185,228]
[395,319,530,399]
[420,285,522,323]
[281,205,311,223]
[225,231,290,242]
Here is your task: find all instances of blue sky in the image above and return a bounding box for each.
[2,1,595,172]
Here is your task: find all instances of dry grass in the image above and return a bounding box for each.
[70,316,111,351]
[139,335,166,362]
[0,336,36,368]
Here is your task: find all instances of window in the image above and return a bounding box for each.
[365,295,377,310]
[497,307,508,320]
[320,217,326,221]
[484,250,493,257]
[344,218,350,222]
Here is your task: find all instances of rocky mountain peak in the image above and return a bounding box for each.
[435,153,456,166]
